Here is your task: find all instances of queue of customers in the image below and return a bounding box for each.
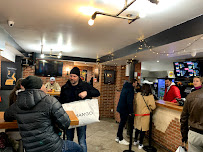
[3,69,203,152]
[116,76,203,152]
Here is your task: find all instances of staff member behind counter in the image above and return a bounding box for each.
[163,77,181,103]
[45,77,61,92]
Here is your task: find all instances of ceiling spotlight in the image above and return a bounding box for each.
[149,0,159,4]
[88,19,94,26]
[191,51,196,57]
[88,1,141,26]
[91,12,97,20]
[59,51,62,56]
[157,60,159,62]
[139,12,147,18]
[40,45,44,58]
[41,54,45,58]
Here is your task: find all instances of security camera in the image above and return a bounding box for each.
[8,20,15,27]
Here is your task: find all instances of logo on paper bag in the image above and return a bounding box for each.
[76,111,93,117]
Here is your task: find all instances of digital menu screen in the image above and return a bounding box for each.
[174,61,200,77]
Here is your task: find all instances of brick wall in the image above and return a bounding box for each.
[135,62,141,83]
[114,65,126,122]
[150,118,183,152]
[99,65,116,118]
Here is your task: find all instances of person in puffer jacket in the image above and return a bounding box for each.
[4,76,82,152]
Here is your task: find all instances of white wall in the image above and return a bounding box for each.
[141,61,174,71]
[0,42,23,62]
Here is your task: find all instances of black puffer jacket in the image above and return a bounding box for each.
[59,79,100,104]
[4,89,70,152]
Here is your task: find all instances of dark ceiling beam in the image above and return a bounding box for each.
[99,15,203,63]
[33,53,96,63]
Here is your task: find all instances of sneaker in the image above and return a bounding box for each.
[138,144,143,149]
[118,139,129,145]
[133,140,139,146]
[115,137,119,142]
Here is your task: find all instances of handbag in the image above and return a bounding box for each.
[62,99,100,128]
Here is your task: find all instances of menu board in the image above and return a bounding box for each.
[174,61,200,77]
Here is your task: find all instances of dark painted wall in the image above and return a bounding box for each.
[0,56,22,111]
[0,90,12,111]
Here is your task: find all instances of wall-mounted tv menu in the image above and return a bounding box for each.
[35,60,63,77]
[173,61,200,77]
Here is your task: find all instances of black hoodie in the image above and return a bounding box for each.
[117,82,135,114]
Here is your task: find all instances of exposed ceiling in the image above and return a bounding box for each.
[0,0,203,64]
[105,34,203,65]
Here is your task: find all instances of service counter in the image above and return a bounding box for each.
[152,100,183,152]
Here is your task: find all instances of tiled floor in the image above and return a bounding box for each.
[72,118,170,152]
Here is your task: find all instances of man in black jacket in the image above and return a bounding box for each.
[116,79,137,145]
[4,76,82,152]
[59,67,100,152]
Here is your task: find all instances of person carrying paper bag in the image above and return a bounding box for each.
[59,67,100,152]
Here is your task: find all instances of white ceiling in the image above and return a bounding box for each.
[0,0,203,62]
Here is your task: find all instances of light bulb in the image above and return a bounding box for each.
[88,19,94,26]
[139,12,147,18]
[191,51,196,57]
[41,54,44,58]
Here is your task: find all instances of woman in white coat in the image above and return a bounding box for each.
[133,84,156,149]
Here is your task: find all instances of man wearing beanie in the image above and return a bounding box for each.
[4,76,82,152]
[59,67,100,152]
[45,77,61,92]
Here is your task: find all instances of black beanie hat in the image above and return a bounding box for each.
[21,76,43,89]
[70,67,80,77]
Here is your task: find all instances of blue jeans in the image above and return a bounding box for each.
[61,140,82,152]
[66,126,87,152]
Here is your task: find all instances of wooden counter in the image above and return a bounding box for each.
[0,111,78,129]
[156,100,183,112]
[46,91,60,96]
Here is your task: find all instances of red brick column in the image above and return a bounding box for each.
[99,65,116,118]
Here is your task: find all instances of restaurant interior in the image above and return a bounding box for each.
[0,0,203,151]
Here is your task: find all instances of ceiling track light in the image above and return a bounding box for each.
[40,45,45,58]
[40,46,62,59]
[89,0,158,26]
